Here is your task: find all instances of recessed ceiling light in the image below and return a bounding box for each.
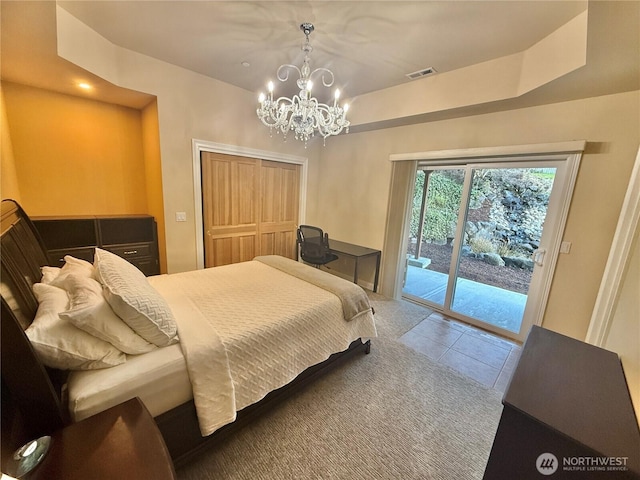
[241,61,250,68]
[78,82,92,90]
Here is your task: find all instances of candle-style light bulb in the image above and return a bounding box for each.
[258,92,266,103]
[307,80,313,92]
[334,89,341,107]
[267,81,274,101]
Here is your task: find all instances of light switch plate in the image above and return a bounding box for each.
[175,212,187,222]
[560,241,572,254]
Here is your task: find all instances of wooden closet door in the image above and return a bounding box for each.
[201,152,259,267]
[259,160,300,260]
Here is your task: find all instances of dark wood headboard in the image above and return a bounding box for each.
[1,199,68,455]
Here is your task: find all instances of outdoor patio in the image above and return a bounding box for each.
[402,265,527,333]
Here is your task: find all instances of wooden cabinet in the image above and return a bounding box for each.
[33,215,160,276]
[483,326,640,479]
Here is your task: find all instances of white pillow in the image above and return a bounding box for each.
[50,255,95,288]
[26,283,126,370]
[94,248,178,347]
[58,274,156,355]
[41,266,61,285]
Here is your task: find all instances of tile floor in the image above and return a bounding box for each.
[399,311,522,393]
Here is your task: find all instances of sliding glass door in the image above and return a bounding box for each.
[403,161,565,341]
[404,168,464,306]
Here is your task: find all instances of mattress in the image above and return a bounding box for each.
[67,343,191,422]
[66,258,377,433]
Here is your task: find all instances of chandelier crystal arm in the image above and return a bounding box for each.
[276,64,302,83]
[308,67,334,88]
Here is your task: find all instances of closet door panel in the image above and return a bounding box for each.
[202,152,259,267]
[202,153,299,267]
[280,166,299,223]
[258,160,300,260]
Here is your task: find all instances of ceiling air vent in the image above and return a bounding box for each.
[406,67,437,80]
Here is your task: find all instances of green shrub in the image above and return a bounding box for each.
[410,170,463,243]
[410,167,555,251]
[423,172,462,242]
[409,171,426,239]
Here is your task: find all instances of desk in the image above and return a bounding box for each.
[329,239,381,292]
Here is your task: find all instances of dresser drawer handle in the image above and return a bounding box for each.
[123,250,138,255]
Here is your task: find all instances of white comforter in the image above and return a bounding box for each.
[149,257,377,436]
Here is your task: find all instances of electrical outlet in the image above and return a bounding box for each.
[175,212,187,222]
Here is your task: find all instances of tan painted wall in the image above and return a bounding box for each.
[141,99,167,273]
[55,6,317,273]
[605,228,640,422]
[2,82,148,216]
[0,84,21,202]
[310,91,640,342]
[2,82,170,271]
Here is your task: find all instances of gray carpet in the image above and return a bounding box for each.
[177,293,503,480]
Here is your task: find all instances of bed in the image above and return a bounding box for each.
[0,199,377,466]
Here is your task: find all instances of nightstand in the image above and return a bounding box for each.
[27,397,177,480]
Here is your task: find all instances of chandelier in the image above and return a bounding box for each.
[256,23,350,146]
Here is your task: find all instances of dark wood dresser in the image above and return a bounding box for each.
[484,326,640,479]
[33,215,160,276]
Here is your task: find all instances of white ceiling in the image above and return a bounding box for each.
[1,1,639,117]
[55,0,589,97]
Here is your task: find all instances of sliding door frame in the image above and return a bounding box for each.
[384,141,585,337]
[191,139,308,270]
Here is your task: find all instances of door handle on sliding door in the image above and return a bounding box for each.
[532,249,546,267]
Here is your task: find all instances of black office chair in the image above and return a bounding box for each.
[297,225,338,268]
